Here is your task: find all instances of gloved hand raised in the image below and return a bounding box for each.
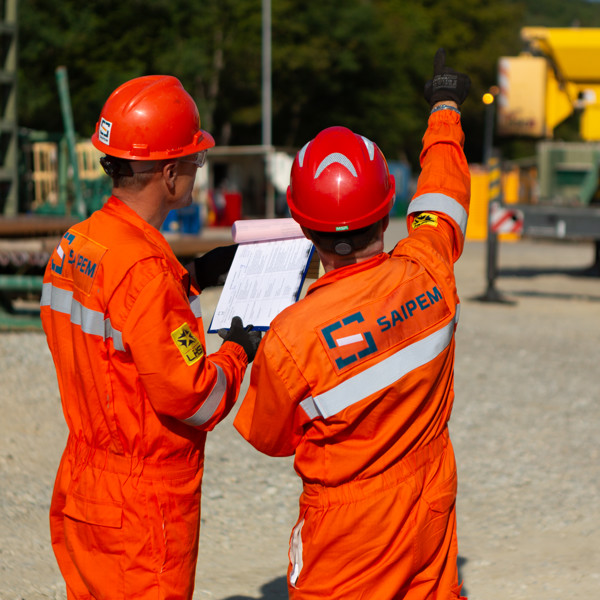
[189,244,238,290]
[424,48,471,107]
[218,316,262,363]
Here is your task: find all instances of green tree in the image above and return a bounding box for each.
[18,0,263,141]
[16,0,600,168]
[523,0,600,27]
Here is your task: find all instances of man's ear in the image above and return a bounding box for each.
[162,161,178,193]
[300,226,313,242]
[382,214,390,233]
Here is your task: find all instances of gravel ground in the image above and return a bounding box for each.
[0,220,599,599]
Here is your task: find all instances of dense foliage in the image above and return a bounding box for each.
[17,0,600,165]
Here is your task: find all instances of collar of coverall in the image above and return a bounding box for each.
[307,251,388,294]
[310,222,379,256]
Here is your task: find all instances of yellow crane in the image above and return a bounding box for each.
[498,27,600,141]
[482,27,600,290]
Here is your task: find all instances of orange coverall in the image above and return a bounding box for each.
[41,196,248,600]
[234,109,470,599]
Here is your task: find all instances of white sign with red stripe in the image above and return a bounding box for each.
[490,201,524,234]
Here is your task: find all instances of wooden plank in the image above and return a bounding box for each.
[0,228,234,263]
[0,216,80,237]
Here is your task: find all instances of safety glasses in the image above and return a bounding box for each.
[178,151,207,168]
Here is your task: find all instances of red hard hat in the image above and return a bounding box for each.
[91,75,215,160]
[287,126,395,232]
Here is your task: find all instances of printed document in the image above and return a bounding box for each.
[208,236,315,332]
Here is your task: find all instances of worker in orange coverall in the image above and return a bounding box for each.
[234,49,471,599]
[40,75,261,600]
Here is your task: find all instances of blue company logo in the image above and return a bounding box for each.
[51,232,76,275]
[321,311,378,370]
[51,231,98,279]
[72,253,98,278]
[376,286,443,332]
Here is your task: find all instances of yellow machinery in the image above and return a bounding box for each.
[498,27,600,141]
[478,27,600,301]
[497,27,600,209]
[494,27,600,269]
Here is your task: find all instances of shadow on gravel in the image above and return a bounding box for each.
[470,265,600,304]
[507,289,600,302]
[222,576,287,599]
[458,555,469,598]
[499,265,600,279]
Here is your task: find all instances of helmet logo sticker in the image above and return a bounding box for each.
[99,118,112,145]
[359,136,375,159]
[297,142,310,167]
[315,153,357,179]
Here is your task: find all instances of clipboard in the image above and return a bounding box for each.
[208,219,317,332]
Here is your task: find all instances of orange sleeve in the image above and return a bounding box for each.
[234,328,310,457]
[121,265,247,431]
[404,109,471,264]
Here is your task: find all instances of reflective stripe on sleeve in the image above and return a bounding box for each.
[300,316,456,421]
[189,294,202,318]
[408,193,468,237]
[182,363,227,426]
[41,282,124,352]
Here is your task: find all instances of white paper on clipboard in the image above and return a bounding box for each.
[208,226,314,332]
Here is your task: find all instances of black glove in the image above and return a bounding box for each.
[424,48,471,107]
[193,244,238,289]
[218,316,262,363]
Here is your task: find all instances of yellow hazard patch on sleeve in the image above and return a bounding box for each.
[171,322,205,366]
[412,212,438,230]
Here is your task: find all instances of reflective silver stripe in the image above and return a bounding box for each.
[105,320,123,352]
[300,317,456,421]
[408,193,468,237]
[189,294,202,318]
[299,396,321,420]
[183,364,227,426]
[289,517,305,588]
[41,281,68,310]
[40,282,125,352]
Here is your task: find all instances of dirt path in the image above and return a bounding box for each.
[1,223,599,599]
